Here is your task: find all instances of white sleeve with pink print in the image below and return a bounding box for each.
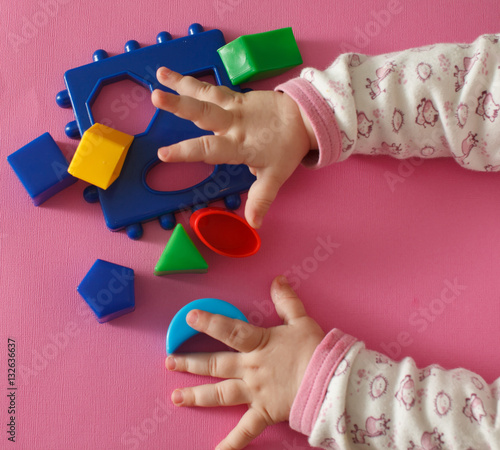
[301,34,500,171]
[308,339,500,449]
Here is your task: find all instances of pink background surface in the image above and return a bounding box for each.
[1,1,500,449]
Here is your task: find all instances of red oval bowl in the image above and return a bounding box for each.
[190,207,261,258]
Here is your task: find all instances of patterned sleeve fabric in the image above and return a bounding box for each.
[277,34,500,171]
[290,329,500,449]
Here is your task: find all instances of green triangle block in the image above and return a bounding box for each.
[154,224,208,275]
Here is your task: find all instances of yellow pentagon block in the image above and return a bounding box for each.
[68,123,134,190]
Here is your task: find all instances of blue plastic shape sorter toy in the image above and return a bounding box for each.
[77,259,135,323]
[57,23,255,240]
[7,132,77,206]
[166,298,248,354]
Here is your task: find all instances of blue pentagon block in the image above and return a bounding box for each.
[77,259,135,323]
[7,132,77,206]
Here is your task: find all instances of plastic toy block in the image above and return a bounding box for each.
[190,207,261,257]
[217,27,302,85]
[166,298,248,354]
[57,23,255,239]
[77,259,135,323]
[7,132,77,206]
[154,223,208,275]
[67,123,134,190]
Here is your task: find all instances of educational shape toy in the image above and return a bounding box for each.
[77,259,135,323]
[217,27,302,85]
[166,298,248,354]
[154,223,208,275]
[56,24,255,240]
[7,132,77,206]
[190,207,261,257]
[67,123,134,190]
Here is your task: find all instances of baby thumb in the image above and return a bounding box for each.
[245,173,282,229]
[271,275,308,324]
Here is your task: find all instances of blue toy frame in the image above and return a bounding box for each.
[57,24,255,239]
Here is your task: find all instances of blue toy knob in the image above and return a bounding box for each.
[126,223,143,240]
[188,23,204,35]
[156,32,172,44]
[224,194,241,210]
[124,40,140,52]
[65,121,81,139]
[159,213,176,230]
[92,49,108,62]
[83,186,100,203]
[56,90,71,109]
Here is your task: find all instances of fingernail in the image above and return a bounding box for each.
[252,215,262,229]
[158,147,169,160]
[166,356,176,371]
[158,67,170,78]
[172,389,183,405]
[276,275,288,286]
[186,310,198,326]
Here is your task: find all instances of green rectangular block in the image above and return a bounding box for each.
[217,27,302,85]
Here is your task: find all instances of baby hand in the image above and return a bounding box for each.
[165,275,325,450]
[152,68,317,229]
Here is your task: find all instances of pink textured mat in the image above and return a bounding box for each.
[1,0,499,448]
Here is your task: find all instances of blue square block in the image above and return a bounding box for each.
[77,259,135,323]
[7,132,77,206]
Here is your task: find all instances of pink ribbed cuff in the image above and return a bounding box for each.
[289,329,357,437]
[275,78,342,169]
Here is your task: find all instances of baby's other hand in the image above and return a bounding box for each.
[152,68,317,229]
[166,275,325,450]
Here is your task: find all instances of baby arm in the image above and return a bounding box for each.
[282,33,500,170]
[166,275,325,450]
[151,68,317,229]
[152,34,500,228]
[294,332,500,449]
[166,276,500,449]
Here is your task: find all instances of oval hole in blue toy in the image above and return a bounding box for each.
[145,70,219,192]
[166,298,248,354]
[91,78,156,136]
[145,161,215,192]
[145,69,222,192]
